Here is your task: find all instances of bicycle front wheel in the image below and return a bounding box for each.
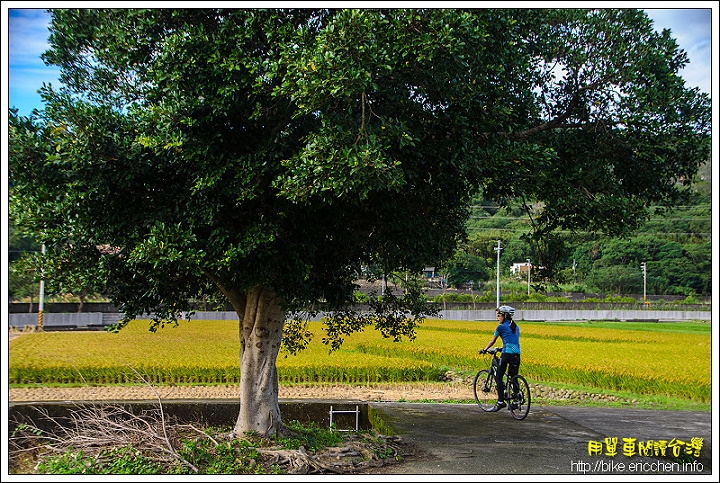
[509,375,531,420]
[473,369,497,411]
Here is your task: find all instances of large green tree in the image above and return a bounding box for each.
[9,8,710,438]
[445,250,490,289]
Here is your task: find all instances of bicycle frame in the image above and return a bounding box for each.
[484,351,511,399]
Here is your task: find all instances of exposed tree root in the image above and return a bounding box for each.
[257,433,407,474]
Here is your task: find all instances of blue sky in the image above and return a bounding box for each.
[2,4,716,117]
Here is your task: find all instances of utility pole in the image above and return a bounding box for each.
[494,240,502,307]
[38,243,45,330]
[572,259,577,284]
[640,262,648,306]
[526,258,531,296]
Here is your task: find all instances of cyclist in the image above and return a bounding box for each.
[480,305,521,411]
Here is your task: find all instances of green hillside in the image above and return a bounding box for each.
[462,160,711,296]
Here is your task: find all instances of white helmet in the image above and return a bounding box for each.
[496,305,515,318]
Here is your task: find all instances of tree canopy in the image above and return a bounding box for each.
[9,8,711,437]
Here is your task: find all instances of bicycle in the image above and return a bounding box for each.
[473,347,531,420]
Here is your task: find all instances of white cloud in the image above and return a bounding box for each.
[8,8,53,64]
[644,8,712,94]
[6,8,60,114]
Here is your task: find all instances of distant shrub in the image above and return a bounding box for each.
[602,295,637,303]
[432,292,476,303]
[677,294,700,305]
[565,284,587,293]
[543,296,572,302]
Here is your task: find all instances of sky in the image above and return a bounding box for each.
[2,4,717,117]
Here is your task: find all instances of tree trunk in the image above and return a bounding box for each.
[233,286,285,439]
[78,292,85,313]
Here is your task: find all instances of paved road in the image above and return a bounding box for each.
[367,403,713,476]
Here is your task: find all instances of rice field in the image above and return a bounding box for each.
[8,317,711,402]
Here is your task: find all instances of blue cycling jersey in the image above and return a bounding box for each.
[494,320,520,354]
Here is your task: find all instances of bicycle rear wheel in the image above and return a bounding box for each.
[509,375,531,420]
[473,370,497,411]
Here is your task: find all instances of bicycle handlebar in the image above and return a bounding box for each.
[478,347,502,355]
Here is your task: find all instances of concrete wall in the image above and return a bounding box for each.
[10,312,105,328]
[9,308,710,330]
[189,309,712,323]
[8,400,372,435]
[441,309,711,322]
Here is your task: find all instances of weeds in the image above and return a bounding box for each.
[37,445,162,475]
[9,405,405,475]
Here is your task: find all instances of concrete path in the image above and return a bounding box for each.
[367,403,713,476]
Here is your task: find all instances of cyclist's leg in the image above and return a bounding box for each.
[508,354,520,393]
[495,356,508,402]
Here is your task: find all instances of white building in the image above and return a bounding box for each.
[510,261,531,276]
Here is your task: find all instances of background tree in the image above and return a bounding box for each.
[445,250,490,289]
[9,8,710,438]
[8,258,40,309]
[586,265,643,295]
[7,222,42,307]
[8,221,41,263]
[36,245,109,312]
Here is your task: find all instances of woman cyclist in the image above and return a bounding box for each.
[479,305,521,411]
